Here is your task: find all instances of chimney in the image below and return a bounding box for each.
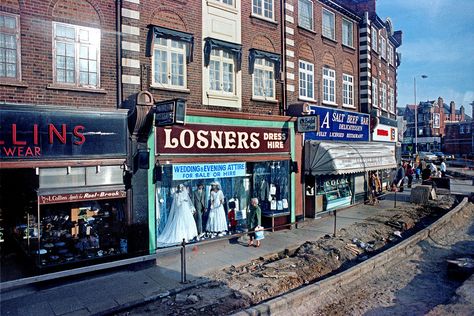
[450,101,456,121]
[460,105,465,121]
[437,97,443,108]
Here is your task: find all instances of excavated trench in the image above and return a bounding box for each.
[116,195,464,316]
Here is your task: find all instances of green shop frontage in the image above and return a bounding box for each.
[145,111,297,249]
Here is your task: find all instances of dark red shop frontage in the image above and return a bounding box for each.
[0,104,145,285]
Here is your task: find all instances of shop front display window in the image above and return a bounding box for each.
[316,175,352,211]
[14,199,128,269]
[155,160,289,247]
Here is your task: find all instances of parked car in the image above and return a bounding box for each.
[418,152,438,162]
[432,151,454,161]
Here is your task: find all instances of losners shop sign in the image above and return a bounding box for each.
[156,124,290,155]
[0,105,127,160]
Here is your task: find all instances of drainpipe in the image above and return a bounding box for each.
[116,0,122,108]
[280,0,287,116]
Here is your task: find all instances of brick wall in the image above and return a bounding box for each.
[0,0,118,108]
[131,0,282,115]
[286,0,360,112]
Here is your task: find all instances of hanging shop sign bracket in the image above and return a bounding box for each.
[154,99,186,127]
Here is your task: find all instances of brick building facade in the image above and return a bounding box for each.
[0,0,118,108]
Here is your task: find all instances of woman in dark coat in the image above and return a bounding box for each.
[247,197,262,247]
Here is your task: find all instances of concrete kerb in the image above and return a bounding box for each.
[233,197,469,316]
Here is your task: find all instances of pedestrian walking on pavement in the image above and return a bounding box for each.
[392,162,405,192]
[440,159,447,177]
[247,197,262,247]
[406,163,414,188]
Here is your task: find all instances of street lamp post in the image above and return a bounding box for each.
[414,75,428,155]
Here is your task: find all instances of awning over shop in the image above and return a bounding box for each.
[304,141,397,175]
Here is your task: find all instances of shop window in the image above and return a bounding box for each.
[53,22,100,88]
[154,160,289,247]
[316,176,352,212]
[0,12,21,81]
[0,168,130,281]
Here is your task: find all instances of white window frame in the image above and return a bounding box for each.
[371,26,378,52]
[0,12,21,81]
[298,0,313,31]
[380,37,387,60]
[342,18,354,48]
[389,87,395,113]
[252,0,275,21]
[380,82,387,110]
[298,59,314,101]
[323,67,336,105]
[215,0,234,6]
[342,73,354,107]
[52,22,100,88]
[322,9,335,40]
[252,57,275,100]
[209,49,236,96]
[151,37,187,90]
[388,44,394,65]
[372,77,378,108]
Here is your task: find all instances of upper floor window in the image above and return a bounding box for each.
[253,58,275,100]
[323,67,336,104]
[0,13,20,81]
[380,37,387,59]
[380,82,387,110]
[209,49,235,94]
[299,60,314,100]
[252,0,274,21]
[53,22,100,88]
[389,87,395,113]
[342,73,354,107]
[371,27,378,52]
[372,77,378,107]
[342,19,353,47]
[322,9,335,40]
[388,44,394,65]
[216,0,234,6]
[298,0,313,31]
[153,38,186,89]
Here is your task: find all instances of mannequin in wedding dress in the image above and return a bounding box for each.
[156,184,198,244]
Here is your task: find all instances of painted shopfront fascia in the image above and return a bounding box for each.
[147,114,296,249]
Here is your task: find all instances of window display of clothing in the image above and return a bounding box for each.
[206,184,227,234]
[156,185,198,244]
[192,184,206,235]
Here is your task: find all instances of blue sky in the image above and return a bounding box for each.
[376,0,474,112]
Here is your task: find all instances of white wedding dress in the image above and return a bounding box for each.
[157,189,198,245]
[206,190,228,233]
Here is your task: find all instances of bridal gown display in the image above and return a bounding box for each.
[156,186,198,244]
[206,188,228,233]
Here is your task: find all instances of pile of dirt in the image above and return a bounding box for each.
[118,196,456,315]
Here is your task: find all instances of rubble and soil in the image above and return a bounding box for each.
[117,196,459,316]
